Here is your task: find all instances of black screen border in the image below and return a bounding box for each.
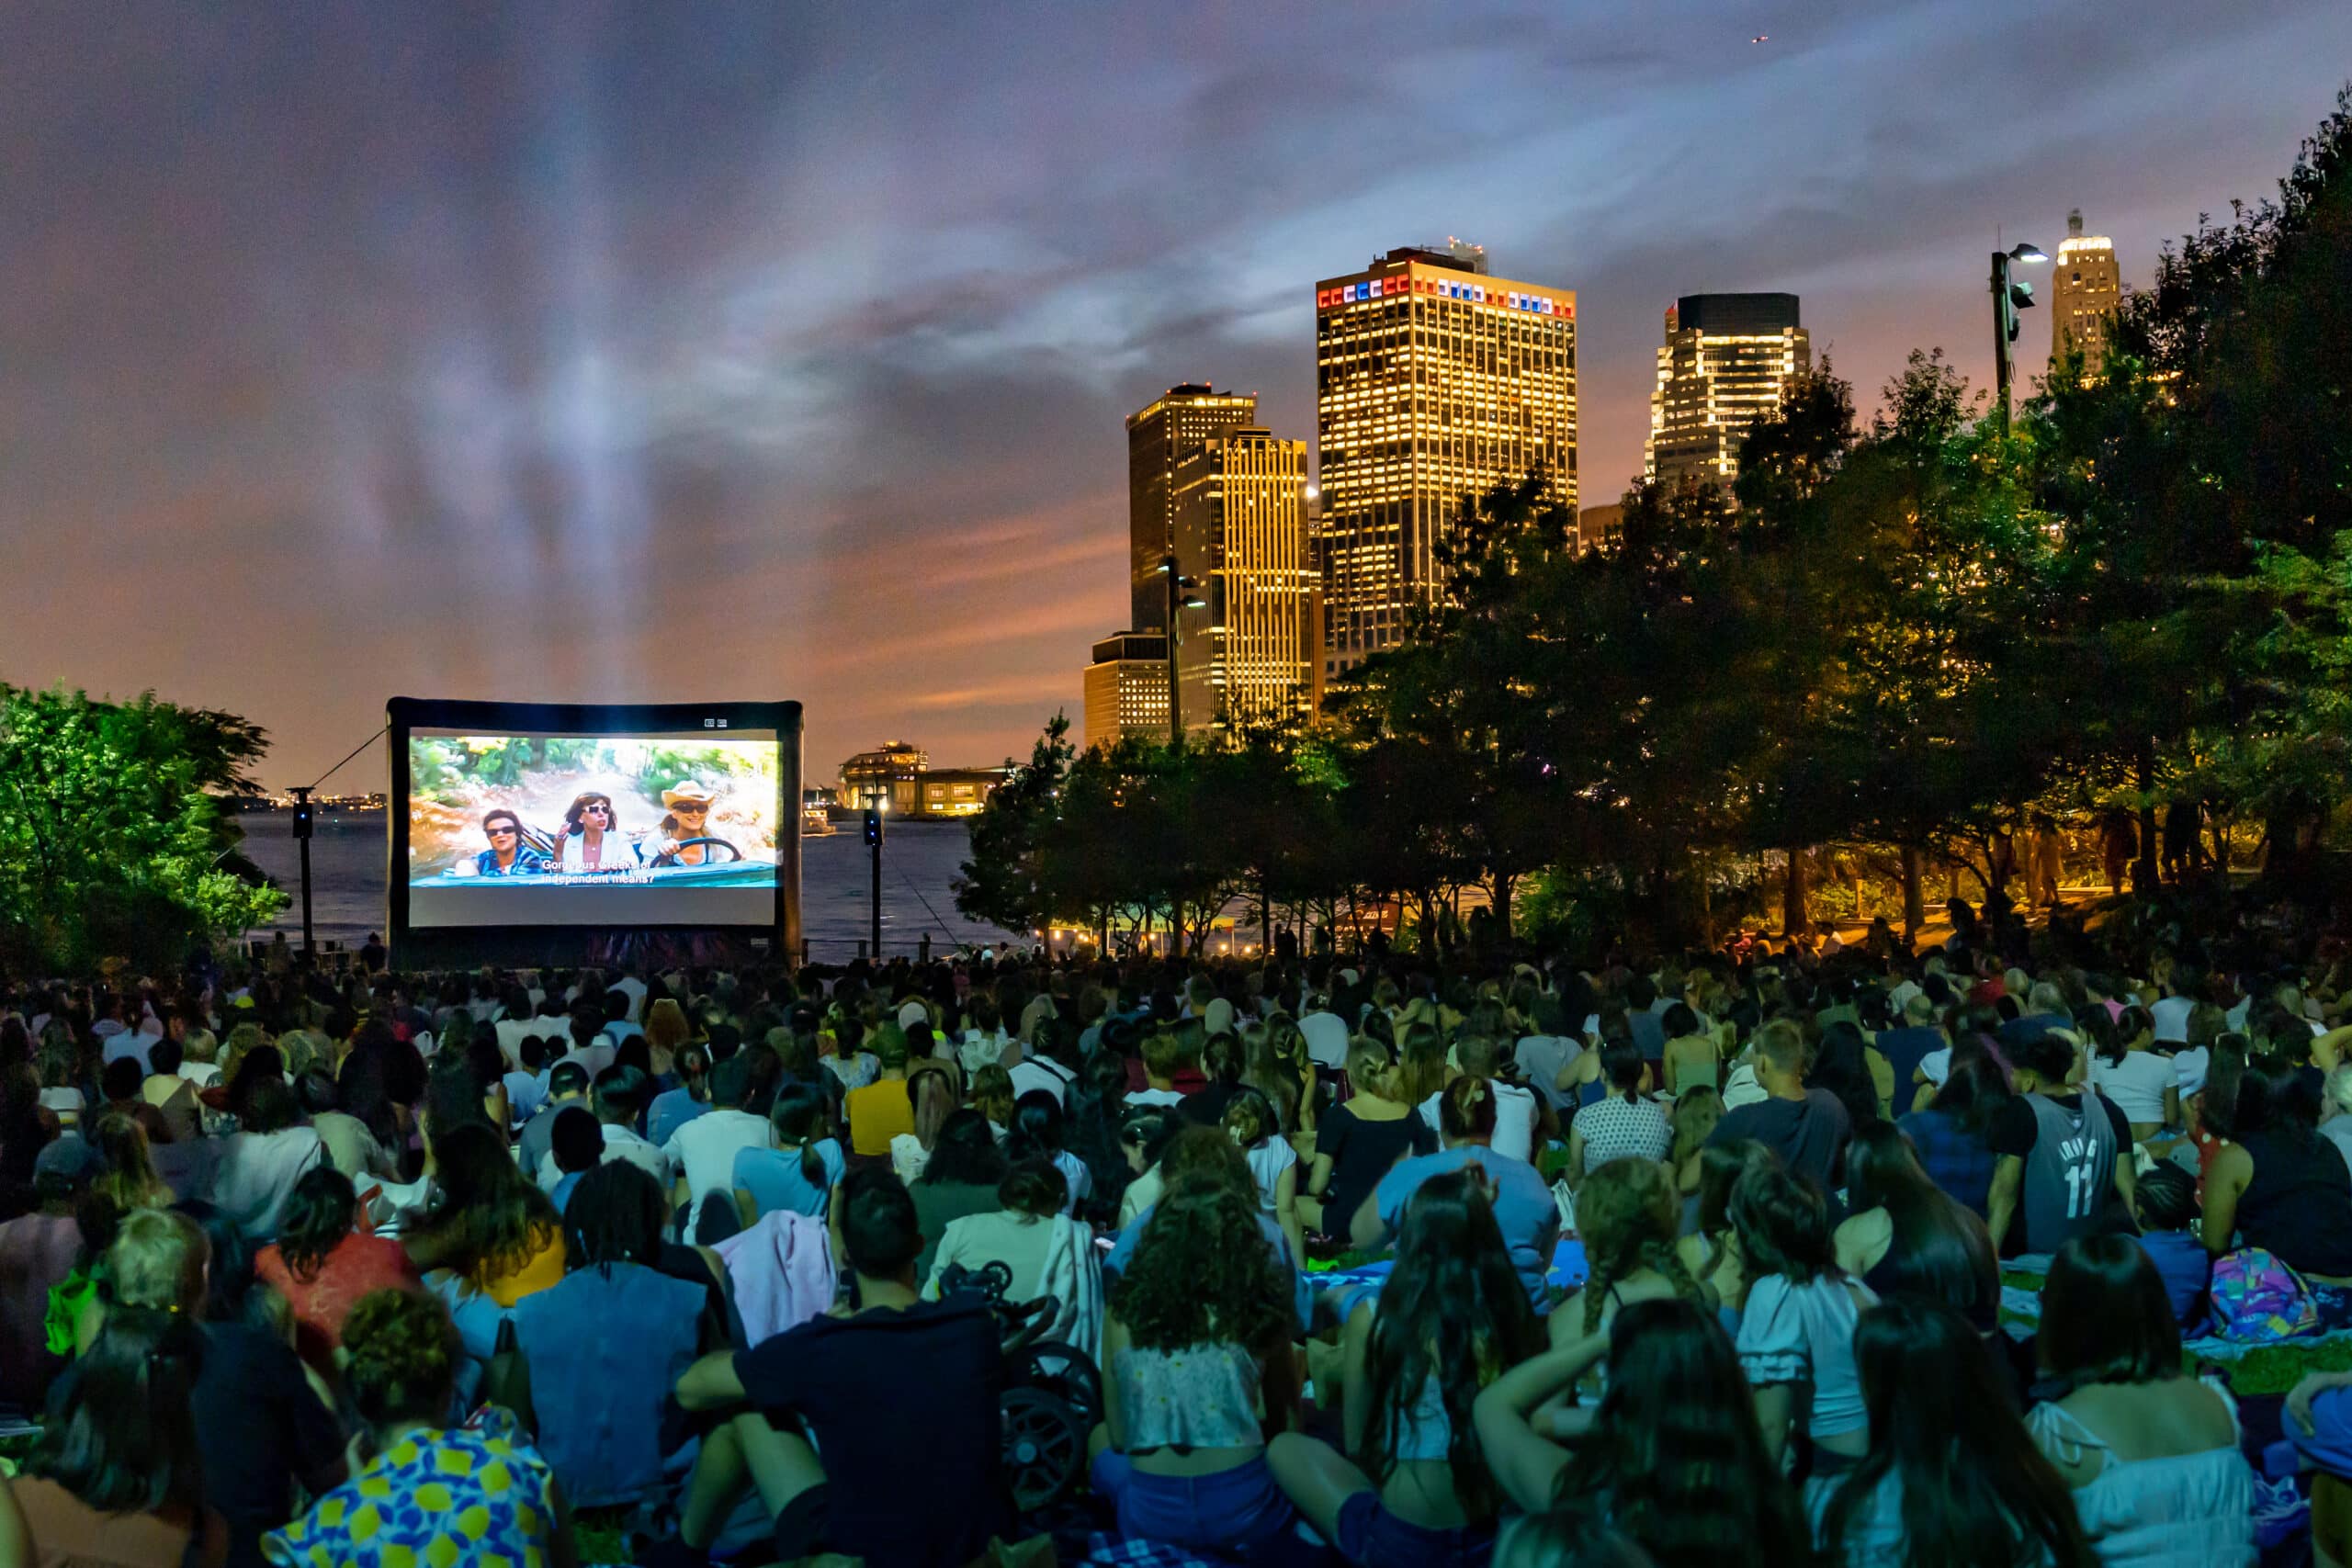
[385,696,802,970]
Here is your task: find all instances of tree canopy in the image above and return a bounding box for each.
[0,685,286,973]
[958,89,2352,955]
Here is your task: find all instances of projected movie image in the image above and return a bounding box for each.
[405,731,782,927]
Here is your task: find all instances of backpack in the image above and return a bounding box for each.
[2208,1247,2318,1342]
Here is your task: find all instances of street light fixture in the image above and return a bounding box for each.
[1990,240,2047,432]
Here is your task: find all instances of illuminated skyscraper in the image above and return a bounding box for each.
[2049,209,2121,379]
[1171,427,1316,734]
[1645,293,1808,493]
[1315,245,1577,674]
[1082,632,1169,750]
[1127,385,1258,631]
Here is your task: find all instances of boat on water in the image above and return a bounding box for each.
[802,806,835,836]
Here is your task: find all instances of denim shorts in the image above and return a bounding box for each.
[1090,1450,1318,1565]
[1334,1491,1493,1568]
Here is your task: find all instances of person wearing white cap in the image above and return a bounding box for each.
[897,999,933,1034]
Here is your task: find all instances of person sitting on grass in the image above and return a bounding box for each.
[670,1168,1014,1566]
[266,1288,578,1568]
[1474,1297,1815,1568]
[1270,1168,1543,1566]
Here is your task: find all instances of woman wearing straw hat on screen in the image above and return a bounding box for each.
[649,784,722,867]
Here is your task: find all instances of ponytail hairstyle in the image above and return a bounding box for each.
[1439,1076,1498,1145]
[770,1081,834,1188]
[1345,1038,1397,1102]
[1577,1156,1706,1336]
[342,1287,463,1434]
[1222,1086,1279,1151]
[26,1305,206,1516]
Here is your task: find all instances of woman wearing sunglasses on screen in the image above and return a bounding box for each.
[647,784,725,867]
[554,791,643,874]
[472,809,550,876]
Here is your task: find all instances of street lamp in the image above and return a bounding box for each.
[1159,553,1206,744]
[860,786,884,959]
[1990,241,2047,432]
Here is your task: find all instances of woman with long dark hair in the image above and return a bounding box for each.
[1831,1121,1999,1331]
[910,1108,1007,1284]
[2202,1061,2352,1280]
[1732,1161,1877,1483]
[254,1164,423,1371]
[1062,1049,1134,1215]
[1272,1168,1544,1565]
[1474,1297,1813,1568]
[8,1306,225,1565]
[2028,1235,2253,1564]
[401,1122,565,1308]
[1894,1041,2011,1217]
[1814,1021,1885,1132]
[1676,1139,1775,1322]
[1818,1295,2093,1567]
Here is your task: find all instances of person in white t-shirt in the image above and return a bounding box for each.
[662,1055,775,1238]
[1417,1037,1538,1165]
[1224,1088,1303,1265]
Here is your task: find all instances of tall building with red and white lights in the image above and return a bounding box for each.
[1314,242,1577,675]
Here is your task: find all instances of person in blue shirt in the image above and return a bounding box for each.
[471,809,548,876]
[1355,1078,1560,1312]
[2131,1161,2210,1332]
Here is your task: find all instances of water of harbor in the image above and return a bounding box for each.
[232,809,1018,961]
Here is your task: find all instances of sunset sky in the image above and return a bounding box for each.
[5,1,2349,789]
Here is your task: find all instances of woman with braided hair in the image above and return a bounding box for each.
[1553,1156,1713,1350]
[1270,1166,1544,1565]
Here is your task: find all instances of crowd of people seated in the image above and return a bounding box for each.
[0,877,2347,1565]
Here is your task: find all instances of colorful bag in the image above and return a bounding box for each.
[2208,1247,2319,1342]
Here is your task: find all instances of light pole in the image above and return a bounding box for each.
[289,786,315,959]
[861,787,884,960]
[1989,241,2047,432]
[1159,553,1206,744]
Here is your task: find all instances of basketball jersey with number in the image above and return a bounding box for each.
[2020,1090,2119,1255]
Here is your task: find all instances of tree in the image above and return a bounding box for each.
[953,712,1075,939]
[0,685,285,972]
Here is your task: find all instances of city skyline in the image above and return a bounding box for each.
[2,2,2347,789]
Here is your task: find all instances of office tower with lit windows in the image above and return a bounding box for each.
[1645,293,1808,494]
[1127,385,1258,631]
[1082,632,1170,750]
[1315,244,1577,674]
[2049,209,2121,379]
[1170,426,1316,734]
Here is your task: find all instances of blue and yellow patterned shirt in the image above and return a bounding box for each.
[263,1405,559,1568]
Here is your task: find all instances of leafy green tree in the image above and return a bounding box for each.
[0,686,285,972]
[953,712,1075,938]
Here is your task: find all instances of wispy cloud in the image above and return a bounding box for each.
[1,0,2346,783]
